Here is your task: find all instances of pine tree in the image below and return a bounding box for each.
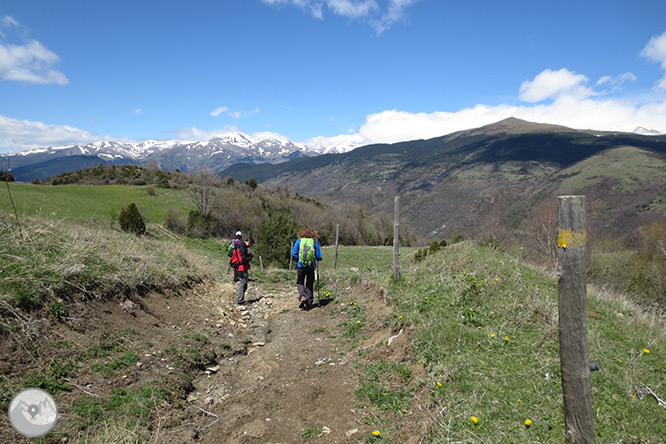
[118,203,146,235]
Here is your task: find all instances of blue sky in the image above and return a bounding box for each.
[2,0,666,153]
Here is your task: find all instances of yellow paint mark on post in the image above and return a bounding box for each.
[558,229,587,248]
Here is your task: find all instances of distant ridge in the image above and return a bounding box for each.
[217,118,666,244]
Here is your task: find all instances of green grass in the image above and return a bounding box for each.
[325,241,666,443]
[0,182,193,223]
[319,245,418,274]
[0,212,218,310]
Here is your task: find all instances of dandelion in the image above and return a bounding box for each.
[372,430,381,437]
[471,416,479,424]
[616,358,622,363]
[642,348,651,354]
[437,381,442,387]
[476,342,481,346]
[425,296,428,300]
[399,315,403,319]
[357,320,361,324]
[504,336,510,342]
[524,419,532,428]
[490,334,496,338]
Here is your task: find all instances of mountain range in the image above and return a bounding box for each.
[6,117,666,247]
[6,133,323,182]
[218,118,666,245]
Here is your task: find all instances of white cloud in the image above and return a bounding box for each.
[519,68,592,102]
[327,0,378,18]
[210,106,229,117]
[372,0,420,35]
[0,16,68,85]
[595,72,637,93]
[132,108,142,115]
[0,115,102,153]
[319,65,666,148]
[260,0,420,33]
[641,30,666,90]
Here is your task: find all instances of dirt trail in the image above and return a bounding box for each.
[164,275,401,444]
[1,273,408,443]
[187,279,366,444]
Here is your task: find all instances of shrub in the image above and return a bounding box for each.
[255,210,299,268]
[118,203,146,235]
[186,210,222,238]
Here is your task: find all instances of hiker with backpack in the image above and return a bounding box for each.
[291,226,322,309]
[232,237,255,305]
[228,231,243,282]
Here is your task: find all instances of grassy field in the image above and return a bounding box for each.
[0,182,193,223]
[322,242,666,443]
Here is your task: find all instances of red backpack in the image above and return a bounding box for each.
[229,247,242,269]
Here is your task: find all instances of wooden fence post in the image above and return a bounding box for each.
[334,224,340,270]
[289,241,294,271]
[393,196,400,280]
[557,195,596,443]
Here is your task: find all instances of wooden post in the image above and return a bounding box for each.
[393,196,400,280]
[557,195,596,444]
[334,224,340,270]
[289,241,294,271]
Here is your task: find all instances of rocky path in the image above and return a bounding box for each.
[182,278,377,444]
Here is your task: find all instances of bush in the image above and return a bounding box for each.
[118,203,146,235]
[187,210,222,238]
[255,210,300,268]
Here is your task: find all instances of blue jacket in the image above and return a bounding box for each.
[291,238,322,268]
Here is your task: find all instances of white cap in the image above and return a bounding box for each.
[235,231,242,236]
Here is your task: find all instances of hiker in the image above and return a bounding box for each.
[291,226,322,309]
[236,237,255,305]
[229,231,243,282]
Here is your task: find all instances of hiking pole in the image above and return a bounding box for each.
[316,262,320,307]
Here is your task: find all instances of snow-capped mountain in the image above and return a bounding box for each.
[8,132,318,182]
[634,126,664,136]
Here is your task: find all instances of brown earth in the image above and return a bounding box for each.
[1,274,421,443]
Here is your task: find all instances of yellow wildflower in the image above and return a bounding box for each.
[437,381,442,387]
[490,334,496,338]
[643,348,651,354]
[471,416,479,424]
[372,430,381,437]
[524,419,532,427]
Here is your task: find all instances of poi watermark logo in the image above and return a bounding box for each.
[8,388,58,437]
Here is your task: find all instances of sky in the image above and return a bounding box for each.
[2,0,666,154]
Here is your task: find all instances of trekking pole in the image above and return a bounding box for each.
[316,262,321,306]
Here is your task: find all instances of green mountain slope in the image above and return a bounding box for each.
[220,118,666,242]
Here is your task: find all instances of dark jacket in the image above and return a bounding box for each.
[238,242,253,272]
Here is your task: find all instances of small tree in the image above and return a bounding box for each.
[255,210,299,268]
[119,203,146,235]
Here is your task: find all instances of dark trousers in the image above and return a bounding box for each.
[237,270,248,303]
[296,267,315,305]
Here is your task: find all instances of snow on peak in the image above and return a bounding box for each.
[634,126,663,136]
